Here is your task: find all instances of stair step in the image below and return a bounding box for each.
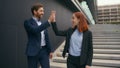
[50,62,66,68]
[53,57,66,63]
[93,59,120,67]
[93,45,120,49]
[93,42,120,45]
[93,39,120,42]
[55,52,120,60]
[52,57,120,67]
[91,66,113,68]
[94,54,120,60]
[59,47,120,53]
[55,52,67,57]
[94,49,120,54]
[93,33,120,35]
[93,37,120,39]
[61,45,120,50]
[50,61,114,68]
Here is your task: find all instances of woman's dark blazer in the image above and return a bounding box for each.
[51,23,93,66]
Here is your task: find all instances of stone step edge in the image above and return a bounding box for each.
[52,57,120,66]
[50,62,114,68]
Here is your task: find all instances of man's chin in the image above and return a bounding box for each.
[38,17,42,19]
[39,16,43,19]
[41,15,44,17]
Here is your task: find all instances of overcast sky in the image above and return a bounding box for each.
[97,0,120,6]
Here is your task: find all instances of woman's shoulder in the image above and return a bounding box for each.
[88,30,92,33]
[67,27,76,32]
[84,30,92,34]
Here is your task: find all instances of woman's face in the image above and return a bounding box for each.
[71,14,79,27]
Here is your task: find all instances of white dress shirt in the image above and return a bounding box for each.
[32,17,46,46]
[69,29,83,56]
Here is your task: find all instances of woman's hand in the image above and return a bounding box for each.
[85,65,90,68]
[48,11,56,23]
[49,52,53,59]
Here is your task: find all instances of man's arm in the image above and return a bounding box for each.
[24,11,55,34]
[24,20,50,34]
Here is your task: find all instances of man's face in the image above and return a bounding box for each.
[34,7,44,19]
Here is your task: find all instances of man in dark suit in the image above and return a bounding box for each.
[24,3,54,68]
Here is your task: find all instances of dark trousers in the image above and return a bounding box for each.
[27,47,50,68]
[67,54,85,68]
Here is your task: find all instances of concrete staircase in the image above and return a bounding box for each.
[50,24,120,68]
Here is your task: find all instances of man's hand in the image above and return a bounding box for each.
[49,52,53,59]
[51,11,56,22]
[48,11,56,23]
[86,65,90,68]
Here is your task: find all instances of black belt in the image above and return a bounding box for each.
[69,54,80,58]
[41,46,46,49]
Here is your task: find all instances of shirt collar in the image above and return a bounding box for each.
[75,29,83,34]
[32,16,40,22]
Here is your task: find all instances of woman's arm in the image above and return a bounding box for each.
[51,22,67,36]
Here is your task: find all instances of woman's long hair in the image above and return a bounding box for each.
[74,12,88,32]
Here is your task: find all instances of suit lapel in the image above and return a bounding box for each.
[81,31,86,53]
[30,18,38,26]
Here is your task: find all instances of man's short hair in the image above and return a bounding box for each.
[31,3,43,15]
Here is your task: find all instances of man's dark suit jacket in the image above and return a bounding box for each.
[24,18,52,56]
[51,23,93,66]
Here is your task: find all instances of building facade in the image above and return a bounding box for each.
[98,4,120,24]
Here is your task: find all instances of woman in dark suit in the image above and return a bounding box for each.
[51,12,93,68]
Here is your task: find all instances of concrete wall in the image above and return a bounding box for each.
[0,0,74,68]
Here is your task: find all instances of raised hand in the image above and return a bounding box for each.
[51,11,56,22]
[48,10,56,23]
[85,65,90,68]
